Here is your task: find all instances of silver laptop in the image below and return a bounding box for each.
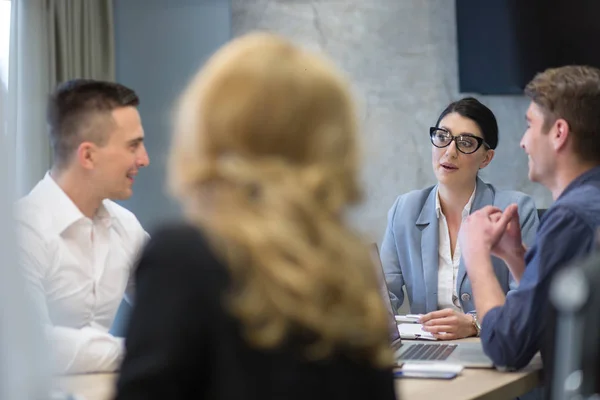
[371,244,494,368]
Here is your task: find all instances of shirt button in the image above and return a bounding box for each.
[461,293,471,302]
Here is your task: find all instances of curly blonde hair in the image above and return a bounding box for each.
[169,32,391,367]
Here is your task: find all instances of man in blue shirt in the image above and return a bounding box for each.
[454,65,600,371]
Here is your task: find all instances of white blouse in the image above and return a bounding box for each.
[435,185,476,311]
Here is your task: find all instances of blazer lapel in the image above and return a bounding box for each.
[456,178,494,293]
[416,187,440,312]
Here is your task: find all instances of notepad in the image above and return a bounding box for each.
[397,323,438,340]
[395,314,422,323]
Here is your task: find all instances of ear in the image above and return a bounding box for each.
[76,142,97,170]
[552,119,570,151]
[479,149,495,169]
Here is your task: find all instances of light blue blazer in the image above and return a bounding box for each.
[380,177,539,314]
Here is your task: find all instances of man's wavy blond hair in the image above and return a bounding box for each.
[169,32,391,367]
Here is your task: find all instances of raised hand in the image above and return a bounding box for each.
[490,204,525,262]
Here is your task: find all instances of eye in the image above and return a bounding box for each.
[458,139,474,148]
[458,136,478,148]
[436,132,451,142]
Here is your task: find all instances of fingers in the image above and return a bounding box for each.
[501,204,520,224]
[505,203,519,216]
[478,205,503,216]
[509,205,521,226]
[422,325,455,334]
[472,205,516,222]
[422,316,457,327]
[489,204,520,239]
[463,207,502,227]
[418,308,453,323]
[487,205,516,236]
[432,332,458,340]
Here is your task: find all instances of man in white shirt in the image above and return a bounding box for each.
[16,79,150,374]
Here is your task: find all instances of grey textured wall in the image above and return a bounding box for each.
[232,0,553,242]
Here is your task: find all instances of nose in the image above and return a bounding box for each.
[137,145,150,168]
[446,139,459,158]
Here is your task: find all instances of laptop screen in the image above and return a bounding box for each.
[370,244,402,346]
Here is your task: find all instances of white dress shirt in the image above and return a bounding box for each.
[15,172,149,374]
[435,185,476,312]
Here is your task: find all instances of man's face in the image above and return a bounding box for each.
[521,102,555,185]
[92,106,149,200]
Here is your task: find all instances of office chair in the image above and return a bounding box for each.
[537,208,547,220]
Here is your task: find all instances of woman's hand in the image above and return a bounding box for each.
[419,308,476,340]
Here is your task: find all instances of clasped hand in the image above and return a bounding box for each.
[459,203,524,265]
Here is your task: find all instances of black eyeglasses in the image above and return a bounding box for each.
[429,127,490,154]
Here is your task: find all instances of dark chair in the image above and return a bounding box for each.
[109,299,132,337]
[537,208,547,220]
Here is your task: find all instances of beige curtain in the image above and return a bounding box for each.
[9,0,52,196]
[8,0,115,196]
[49,0,115,82]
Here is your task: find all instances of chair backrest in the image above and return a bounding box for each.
[537,208,547,220]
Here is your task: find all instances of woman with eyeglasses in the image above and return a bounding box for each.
[379,97,539,340]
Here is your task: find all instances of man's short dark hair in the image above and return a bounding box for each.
[525,65,600,164]
[47,79,140,168]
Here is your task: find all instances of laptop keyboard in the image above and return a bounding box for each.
[400,343,458,361]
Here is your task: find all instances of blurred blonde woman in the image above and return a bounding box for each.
[115,33,396,400]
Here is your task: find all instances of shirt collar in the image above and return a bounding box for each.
[557,165,600,201]
[435,183,477,219]
[40,172,113,234]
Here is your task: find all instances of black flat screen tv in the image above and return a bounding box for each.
[456,0,600,94]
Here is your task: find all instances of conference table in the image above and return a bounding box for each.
[56,338,542,400]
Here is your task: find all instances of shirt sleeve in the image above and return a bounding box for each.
[17,222,124,374]
[480,206,594,370]
[380,196,405,312]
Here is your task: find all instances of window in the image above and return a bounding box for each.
[0,0,10,88]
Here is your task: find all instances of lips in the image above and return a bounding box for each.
[440,162,458,170]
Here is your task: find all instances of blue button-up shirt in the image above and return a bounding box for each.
[481,166,600,370]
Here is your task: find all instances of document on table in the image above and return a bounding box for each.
[397,323,437,340]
